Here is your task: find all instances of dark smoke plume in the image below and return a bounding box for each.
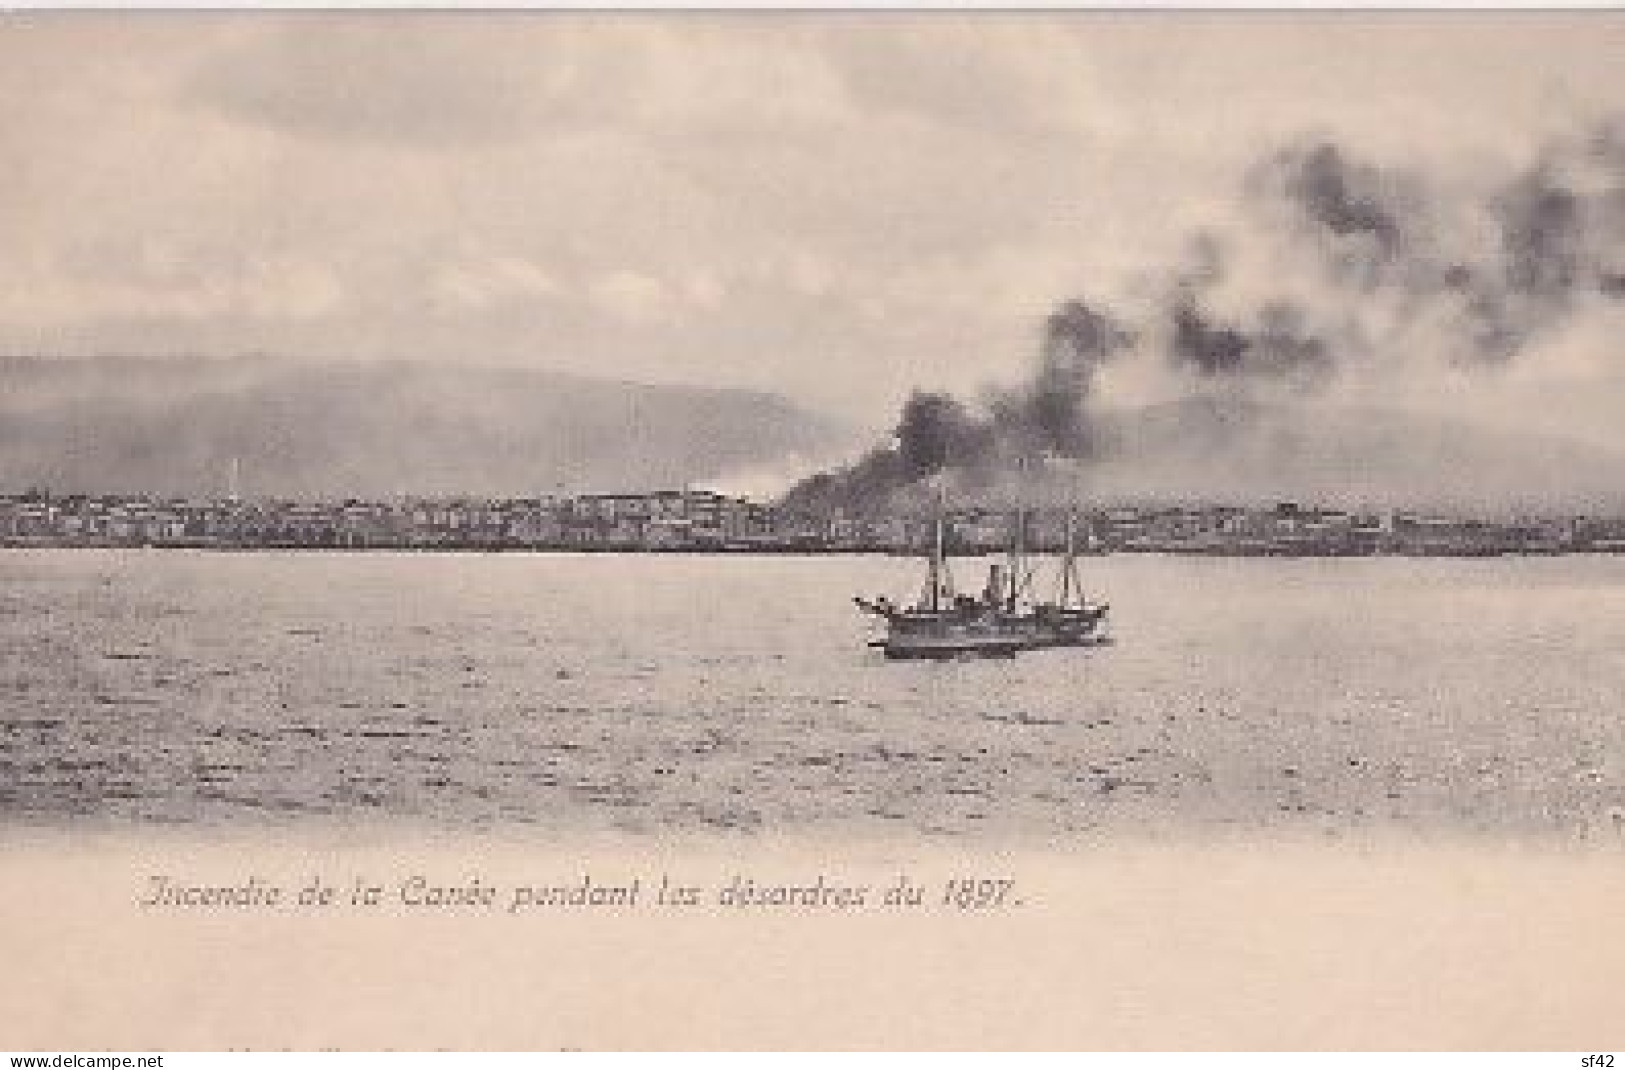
[1028,300,1134,453]
[896,391,988,479]
[1169,294,1335,388]
[1171,299,1248,376]
[1275,141,1411,279]
[784,115,1625,514]
[781,299,1129,513]
[1260,123,1625,367]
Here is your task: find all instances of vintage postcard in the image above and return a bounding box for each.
[1,9,1623,1052]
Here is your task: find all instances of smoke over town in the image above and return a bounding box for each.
[784,116,1625,514]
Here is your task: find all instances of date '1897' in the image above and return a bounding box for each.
[941,879,1021,909]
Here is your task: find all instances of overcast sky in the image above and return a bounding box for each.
[2,12,1621,424]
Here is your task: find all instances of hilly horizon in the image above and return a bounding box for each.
[0,356,853,500]
[4,355,1622,513]
[788,390,1625,516]
[1084,393,1625,514]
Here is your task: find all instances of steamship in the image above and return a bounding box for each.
[854,497,1110,660]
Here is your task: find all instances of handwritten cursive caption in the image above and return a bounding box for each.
[135,873,1027,913]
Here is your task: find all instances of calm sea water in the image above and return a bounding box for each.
[3,549,1623,839]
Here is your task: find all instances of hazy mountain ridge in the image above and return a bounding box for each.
[790,390,1625,516]
[0,356,851,499]
[1079,394,1625,513]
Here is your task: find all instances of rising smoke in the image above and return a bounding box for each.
[784,299,1132,513]
[1252,120,1625,370]
[784,116,1625,514]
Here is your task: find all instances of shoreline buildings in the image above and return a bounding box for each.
[3,488,1623,557]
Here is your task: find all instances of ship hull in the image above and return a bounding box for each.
[877,633,1028,660]
[856,502,1111,660]
[874,611,1031,660]
[872,605,1108,660]
[1022,606,1110,649]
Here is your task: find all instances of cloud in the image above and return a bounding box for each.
[187,19,622,147]
[428,255,560,313]
[587,270,670,323]
[1,12,1621,431]
[815,19,1109,138]
[186,18,862,150]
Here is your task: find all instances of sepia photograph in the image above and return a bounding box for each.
[1,8,1623,1053]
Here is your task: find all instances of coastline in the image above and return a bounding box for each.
[1,539,1613,558]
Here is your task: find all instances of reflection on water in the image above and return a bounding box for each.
[2,549,1624,839]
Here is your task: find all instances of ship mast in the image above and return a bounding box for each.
[923,483,950,612]
[1060,507,1077,608]
[1006,508,1025,612]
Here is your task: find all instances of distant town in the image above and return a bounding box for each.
[5,487,1625,558]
